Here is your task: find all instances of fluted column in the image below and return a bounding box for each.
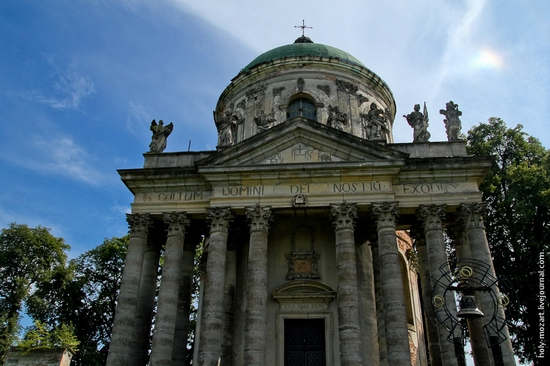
[372,241,389,366]
[417,205,460,366]
[198,207,233,366]
[330,202,363,365]
[171,237,197,366]
[134,240,161,366]
[243,205,272,365]
[410,226,442,366]
[150,213,190,365]
[107,213,152,366]
[459,203,516,366]
[371,202,412,366]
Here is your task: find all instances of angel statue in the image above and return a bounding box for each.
[404,103,430,143]
[149,119,173,153]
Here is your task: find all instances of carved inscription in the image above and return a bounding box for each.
[280,303,328,312]
[138,192,207,202]
[400,183,458,194]
[333,182,383,193]
[221,185,264,196]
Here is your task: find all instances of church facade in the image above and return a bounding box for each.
[107,36,516,366]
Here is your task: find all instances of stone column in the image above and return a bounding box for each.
[459,203,516,366]
[448,220,494,366]
[371,202,412,366]
[221,248,237,365]
[198,208,233,366]
[134,241,161,366]
[417,205,460,366]
[150,212,190,365]
[356,241,380,365]
[107,213,152,366]
[371,241,389,366]
[243,205,272,365]
[171,234,197,365]
[330,202,363,365]
[410,226,442,366]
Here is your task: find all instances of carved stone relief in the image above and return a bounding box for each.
[317,84,330,97]
[327,105,348,131]
[335,79,358,93]
[297,77,305,92]
[285,225,320,280]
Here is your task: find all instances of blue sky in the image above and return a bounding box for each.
[1,0,548,256]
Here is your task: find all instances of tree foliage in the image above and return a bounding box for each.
[467,118,550,363]
[26,235,128,366]
[0,223,69,361]
[16,321,79,352]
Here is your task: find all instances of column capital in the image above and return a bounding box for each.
[458,202,487,229]
[126,213,153,237]
[371,202,399,230]
[245,205,272,232]
[207,207,233,234]
[330,202,358,230]
[163,212,190,237]
[417,204,447,232]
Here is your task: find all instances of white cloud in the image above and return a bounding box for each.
[30,55,95,110]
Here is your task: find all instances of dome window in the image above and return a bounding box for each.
[287,98,317,121]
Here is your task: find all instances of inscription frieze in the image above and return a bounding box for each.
[280,303,328,312]
[395,182,475,195]
[137,191,210,202]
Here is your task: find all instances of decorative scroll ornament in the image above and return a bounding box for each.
[206,207,233,233]
[371,202,399,230]
[335,79,358,93]
[330,202,358,230]
[126,213,153,237]
[458,202,488,230]
[245,205,272,232]
[417,204,447,232]
[163,212,190,237]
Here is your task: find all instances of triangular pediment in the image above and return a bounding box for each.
[197,118,408,167]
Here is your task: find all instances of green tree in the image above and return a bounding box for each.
[467,118,550,363]
[17,321,79,352]
[26,235,128,366]
[0,223,69,361]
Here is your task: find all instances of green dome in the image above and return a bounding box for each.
[241,38,365,73]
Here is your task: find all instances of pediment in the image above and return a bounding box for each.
[198,118,408,167]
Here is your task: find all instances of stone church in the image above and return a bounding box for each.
[106,35,517,366]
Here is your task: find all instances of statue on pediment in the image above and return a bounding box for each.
[363,102,388,140]
[254,109,277,132]
[439,101,462,141]
[327,105,348,131]
[149,119,173,153]
[404,103,430,143]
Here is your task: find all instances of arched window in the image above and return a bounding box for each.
[287,98,317,121]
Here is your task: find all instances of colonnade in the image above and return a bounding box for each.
[106,202,515,366]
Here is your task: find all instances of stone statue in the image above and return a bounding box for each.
[327,105,347,131]
[149,119,173,153]
[404,103,430,143]
[439,101,462,141]
[254,109,277,132]
[218,110,238,147]
[363,102,388,140]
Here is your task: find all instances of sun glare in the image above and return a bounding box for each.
[471,49,504,70]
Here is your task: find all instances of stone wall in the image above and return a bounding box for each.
[4,347,74,366]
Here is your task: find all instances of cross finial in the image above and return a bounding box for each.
[294,20,312,37]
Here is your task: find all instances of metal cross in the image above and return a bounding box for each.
[294,20,312,37]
